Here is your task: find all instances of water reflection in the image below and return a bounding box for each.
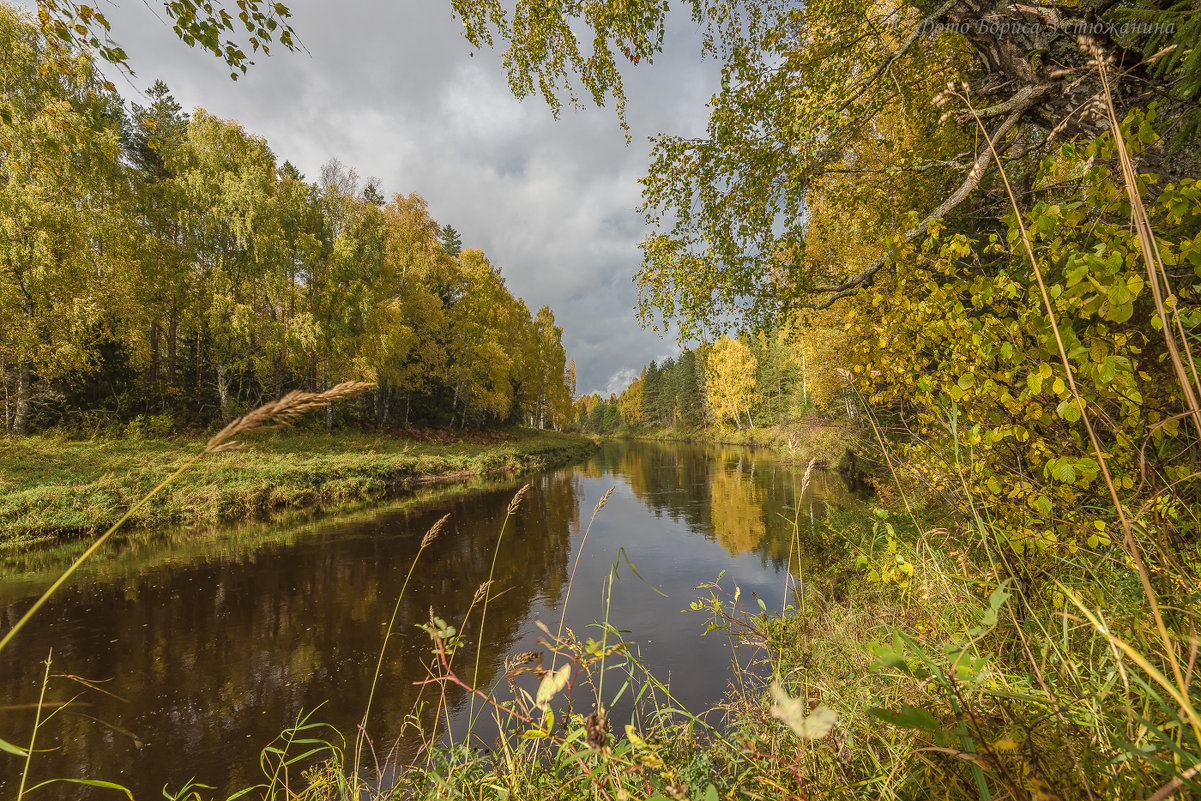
[0,440,853,798]
[590,439,853,564]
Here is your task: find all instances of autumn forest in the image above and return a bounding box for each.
[4,0,1201,799]
[0,6,574,437]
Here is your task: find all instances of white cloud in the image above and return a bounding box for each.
[603,367,640,398]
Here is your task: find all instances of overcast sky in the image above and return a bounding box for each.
[52,0,719,396]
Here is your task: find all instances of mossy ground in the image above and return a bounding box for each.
[0,428,593,547]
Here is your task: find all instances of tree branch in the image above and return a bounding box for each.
[792,84,1048,311]
[833,0,960,117]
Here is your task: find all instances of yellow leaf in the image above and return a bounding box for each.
[535,664,571,711]
[769,682,837,739]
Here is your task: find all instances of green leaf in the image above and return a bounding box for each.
[1051,461,1077,484]
[1108,301,1134,323]
[982,581,1012,627]
[1057,400,1081,422]
[1108,278,1131,306]
[0,736,29,757]
[26,779,133,798]
[869,704,939,731]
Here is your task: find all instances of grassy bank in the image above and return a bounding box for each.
[7,424,1196,799]
[0,428,593,547]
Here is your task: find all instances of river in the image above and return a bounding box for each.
[0,439,856,798]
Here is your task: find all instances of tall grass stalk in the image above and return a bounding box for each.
[351,512,449,799]
[467,483,529,731]
[1095,60,1201,433]
[552,486,615,670]
[15,652,51,801]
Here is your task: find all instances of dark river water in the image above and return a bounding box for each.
[0,439,855,798]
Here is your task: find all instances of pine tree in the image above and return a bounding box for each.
[439,224,463,258]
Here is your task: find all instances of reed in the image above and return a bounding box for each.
[350,512,449,799]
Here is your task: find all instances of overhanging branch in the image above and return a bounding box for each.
[833,0,960,117]
[791,84,1048,312]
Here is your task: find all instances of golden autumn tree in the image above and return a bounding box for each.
[704,336,758,429]
[616,369,644,429]
[0,5,130,433]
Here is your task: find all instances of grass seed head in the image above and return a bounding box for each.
[505,651,541,673]
[421,513,450,549]
[800,458,817,496]
[507,483,531,515]
[473,580,494,607]
[594,486,615,515]
[206,381,376,451]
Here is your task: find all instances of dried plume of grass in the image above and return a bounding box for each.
[800,458,817,497]
[421,513,451,549]
[507,483,531,515]
[472,580,495,607]
[206,381,377,454]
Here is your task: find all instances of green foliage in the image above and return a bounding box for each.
[850,110,1201,555]
[854,508,915,588]
[438,223,462,257]
[0,6,576,437]
[1117,2,1201,144]
[34,0,298,78]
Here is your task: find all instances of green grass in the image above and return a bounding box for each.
[0,428,593,547]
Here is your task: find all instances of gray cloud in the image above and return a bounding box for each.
[54,0,718,396]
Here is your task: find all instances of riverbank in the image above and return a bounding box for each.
[0,429,593,547]
[624,416,857,467]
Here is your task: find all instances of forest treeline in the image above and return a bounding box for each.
[574,315,847,435]
[0,3,575,436]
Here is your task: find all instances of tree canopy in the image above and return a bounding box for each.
[1,3,575,435]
